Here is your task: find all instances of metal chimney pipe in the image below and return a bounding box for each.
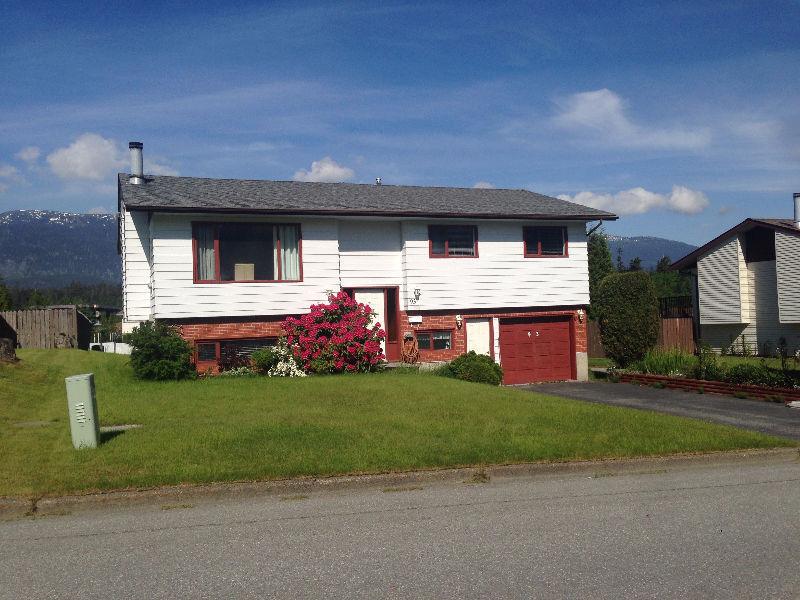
[794,192,800,229]
[129,142,143,184]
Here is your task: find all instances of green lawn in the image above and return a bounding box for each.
[0,349,793,498]
[717,355,800,372]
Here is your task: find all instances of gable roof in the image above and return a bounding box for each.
[671,218,800,270]
[117,174,617,221]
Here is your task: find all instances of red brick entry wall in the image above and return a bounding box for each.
[170,306,587,374]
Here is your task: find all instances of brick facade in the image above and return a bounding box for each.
[171,306,588,373]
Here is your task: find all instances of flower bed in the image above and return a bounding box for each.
[618,371,800,403]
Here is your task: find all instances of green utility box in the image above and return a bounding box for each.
[65,373,100,449]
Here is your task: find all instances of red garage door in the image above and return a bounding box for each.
[499,317,574,385]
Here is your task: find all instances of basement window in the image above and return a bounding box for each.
[524,227,568,257]
[416,330,452,351]
[429,225,478,257]
[194,338,277,363]
[193,222,302,282]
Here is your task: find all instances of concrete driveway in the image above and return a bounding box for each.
[529,381,800,441]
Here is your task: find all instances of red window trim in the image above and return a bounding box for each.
[523,226,569,258]
[194,337,278,364]
[191,222,304,284]
[415,329,454,351]
[428,225,479,258]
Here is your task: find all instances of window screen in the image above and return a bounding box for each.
[429,225,477,257]
[524,227,566,257]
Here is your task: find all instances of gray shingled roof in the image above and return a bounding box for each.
[117,174,616,221]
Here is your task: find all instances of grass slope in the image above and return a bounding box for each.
[1,350,792,497]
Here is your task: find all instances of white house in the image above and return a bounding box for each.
[672,195,800,356]
[118,142,616,383]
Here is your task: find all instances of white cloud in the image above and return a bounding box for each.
[47,133,126,180]
[0,164,21,193]
[473,181,494,189]
[46,134,178,180]
[293,156,354,183]
[0,164,19,179]
[553,89,711,150]
[15,146,41,164]
[558,185,709,216]
[145,158,179,176]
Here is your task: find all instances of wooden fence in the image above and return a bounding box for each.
[0,307,92,350]
[587,317,695,358]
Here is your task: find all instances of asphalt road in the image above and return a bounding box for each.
[2,451,799,599]
[532,381,800,440]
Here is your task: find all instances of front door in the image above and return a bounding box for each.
[351,288,400,361]
[466,318,492,356]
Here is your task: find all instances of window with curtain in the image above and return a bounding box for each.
[523,226,567,257]
[429,225,478,257]
[194,223,301,282]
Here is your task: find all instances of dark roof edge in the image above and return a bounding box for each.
[671,218,800,270]
[121,204,617,221]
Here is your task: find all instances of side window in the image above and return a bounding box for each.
[524,227,567,257]
[429,225,478,257]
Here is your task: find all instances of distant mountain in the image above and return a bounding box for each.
[0,210,120,287]
[0,209,698,287]
[607,235,697,271]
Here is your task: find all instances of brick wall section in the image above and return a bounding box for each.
[169,306,588,370]
[176,317,287,342]
[400,307,587,362]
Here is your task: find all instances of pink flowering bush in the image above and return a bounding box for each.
[282,291,386,374]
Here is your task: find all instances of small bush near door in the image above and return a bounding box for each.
[126,321,196,381]
[436,351,503,386]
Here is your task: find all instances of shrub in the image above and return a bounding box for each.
[630,349,696,378]
[251,346,280,374]
[437,351,503,386]
[723,362,792,388]
[283,291,385,374]
[126,321,196,380]
[217,366,255,378]
[262,338,306,378]
[692,342,726,381]
[218,346,251,373]
[595,271,660,367]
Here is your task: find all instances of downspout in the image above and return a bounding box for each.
[586,220,604,236]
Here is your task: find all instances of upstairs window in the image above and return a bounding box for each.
[429,225,478,258]
[524,226,567,257]
[194,222,301,282]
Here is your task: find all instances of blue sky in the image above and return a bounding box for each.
[1,1,798,244]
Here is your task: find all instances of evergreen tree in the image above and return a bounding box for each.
[656,255,672,272]
[587,231,614,319]
[27,289,48,308]
[0,276,11,310]
[616,246,625,272]
[628,256,642,271]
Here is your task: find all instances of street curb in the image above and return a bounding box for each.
[2,447,797,519]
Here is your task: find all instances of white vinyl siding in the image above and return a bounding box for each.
[121,208,152,324]
[401,221,588,310]
[124,213,592,321]
[775,230,800,323]
[697,237,743,324]
[339,221,402,287]
[701,259,800,354]
[149,214,338,319]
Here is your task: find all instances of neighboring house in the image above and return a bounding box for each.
[672,196,800,356]
[118,143,616,383]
